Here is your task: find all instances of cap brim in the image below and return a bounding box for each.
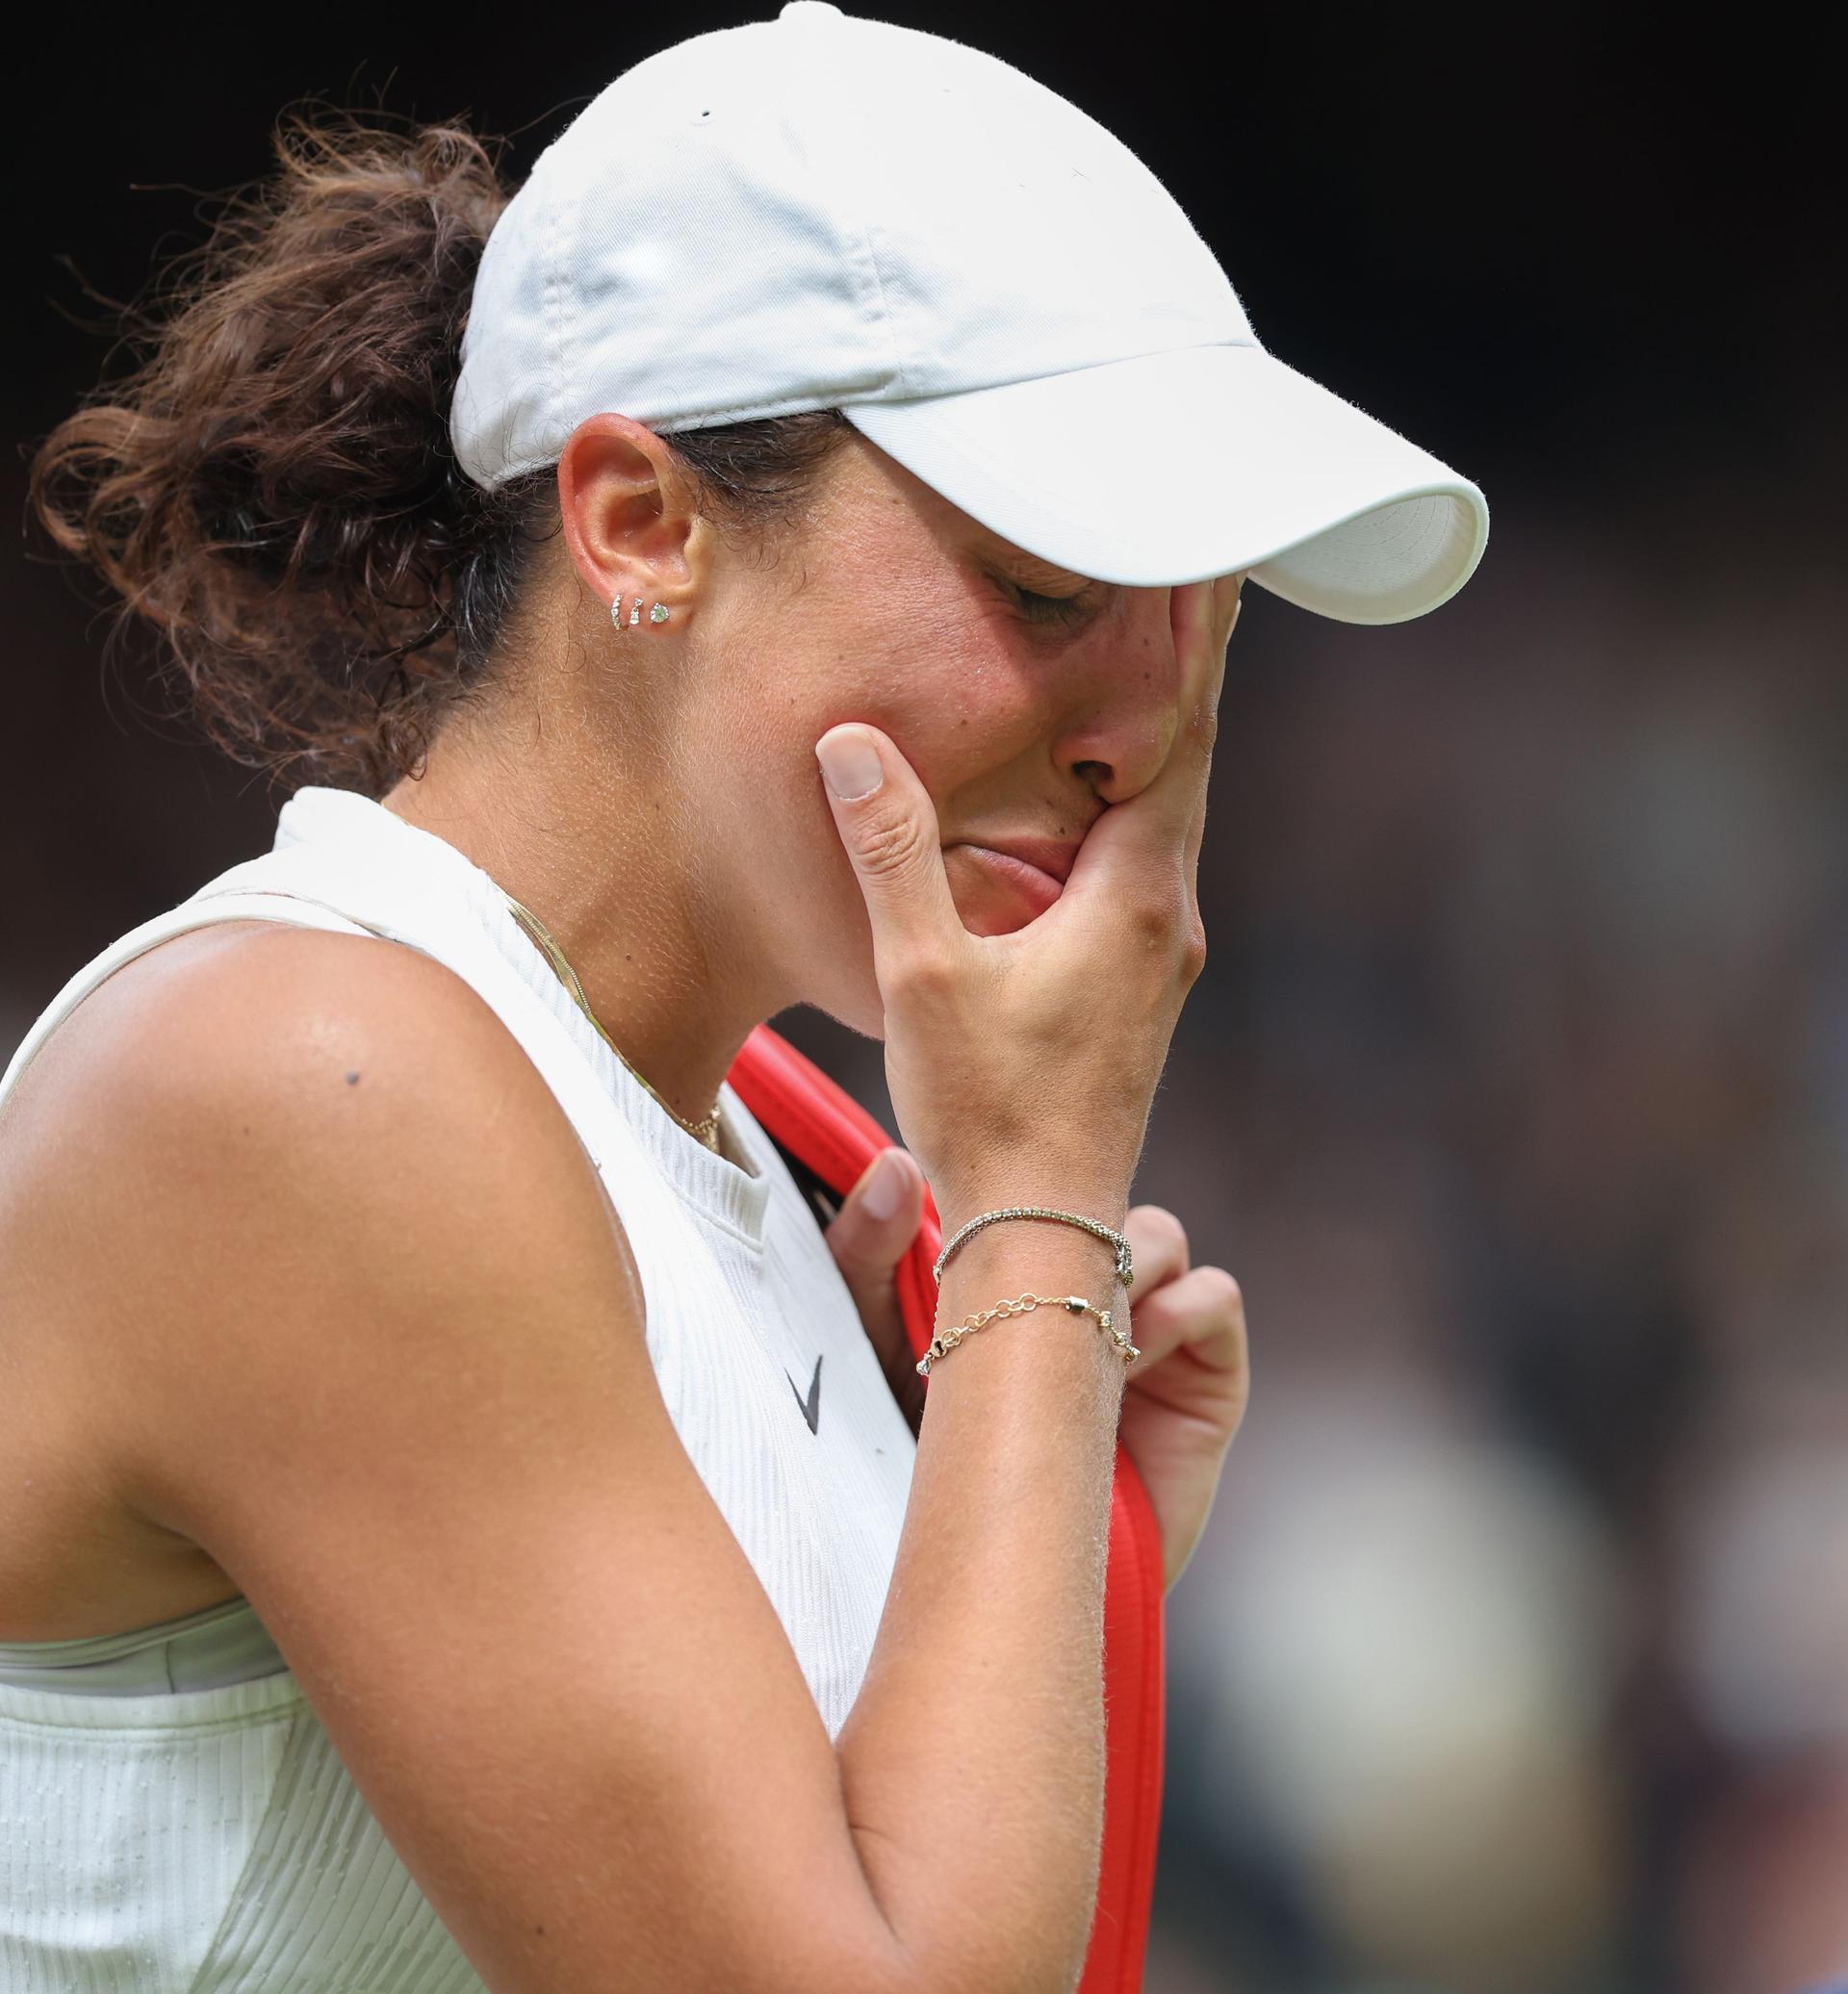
[844,343,1489,624]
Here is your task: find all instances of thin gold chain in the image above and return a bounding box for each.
[916,1291,1141,1377]
[500,889,724,1153]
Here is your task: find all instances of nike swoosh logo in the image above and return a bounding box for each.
[785,1354,823,1435]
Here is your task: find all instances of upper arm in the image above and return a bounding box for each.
[70,926,900,1993]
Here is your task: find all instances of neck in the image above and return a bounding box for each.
[377,692,785,1136]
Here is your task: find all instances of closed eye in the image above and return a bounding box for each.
[1004,580,1095,628]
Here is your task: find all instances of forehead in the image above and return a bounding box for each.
[827,428,1092,583]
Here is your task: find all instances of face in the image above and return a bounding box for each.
[680,432,1242,1037]
[554,415,1242,1040]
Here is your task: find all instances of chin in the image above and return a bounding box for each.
[954,898,1037,939]
[797,942,890,1043]
[788,860,1034,1043]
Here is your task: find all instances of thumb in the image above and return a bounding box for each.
[826,1146,926,1298]
[814,725,965,977]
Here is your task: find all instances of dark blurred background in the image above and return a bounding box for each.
[7,9,1843,1991]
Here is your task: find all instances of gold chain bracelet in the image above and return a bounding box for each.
[916,1291,1141,1377]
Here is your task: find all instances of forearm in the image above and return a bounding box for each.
[834,1214,1129,1992]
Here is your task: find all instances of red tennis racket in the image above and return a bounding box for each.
[729,1021,1167,1993]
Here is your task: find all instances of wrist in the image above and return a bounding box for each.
[931,1205,1130,1303]
[935,1202,1133,1286]
[930,1179,1132,1244]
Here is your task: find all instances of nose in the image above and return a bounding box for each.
[1047,586,1187,805]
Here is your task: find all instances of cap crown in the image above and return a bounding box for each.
[452,1,1254,485]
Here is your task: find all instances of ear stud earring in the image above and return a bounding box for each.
[609,596,673,628]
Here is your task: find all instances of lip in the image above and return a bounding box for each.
[964,835,1080,886]
[950,840,1075,923]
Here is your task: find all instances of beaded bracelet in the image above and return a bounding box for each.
[933,1205,1135,1289]
[916,1291,1141,1377]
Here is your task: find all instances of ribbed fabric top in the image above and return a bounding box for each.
[0,1594,288,1697]
[0,784,918,1991]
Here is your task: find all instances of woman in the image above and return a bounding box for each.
[0,6,1487,1989]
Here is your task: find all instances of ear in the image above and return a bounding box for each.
[555,414,704,620]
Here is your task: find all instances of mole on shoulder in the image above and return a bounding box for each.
[345,1071,362,1086]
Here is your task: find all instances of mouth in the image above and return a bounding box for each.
[947,837,1079,925]
[978,835,1080,886]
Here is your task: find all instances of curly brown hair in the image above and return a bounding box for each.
[27,108,852,797]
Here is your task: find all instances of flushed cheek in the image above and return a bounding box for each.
[886,679,1048,799]
[829,607,1044,773]
[760,615,1053,897]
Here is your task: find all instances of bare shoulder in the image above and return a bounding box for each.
[5,917,534,1152]
[1,914,640,1555]
[22,917,643,1494]
[5,915,622,1396]
[20,915,562,1157]
[0,918,561,1629]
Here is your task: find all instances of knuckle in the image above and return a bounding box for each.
[856,806,934,882]
[1124,875,1187,953]
[1125,894,1171,951]
[1200,1265,1244,1317]
[825,1228,870,1281]
[1120,879,1206,984]
[1132,1203,1188,1262]
[888,941,959,1008]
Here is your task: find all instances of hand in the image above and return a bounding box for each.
[1116,1205,1250,1593]
[826,1160,1251,1591]
[824,1146,928,1437]
[814,572,1245,1232]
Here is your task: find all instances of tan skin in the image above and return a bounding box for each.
[1,418,1240,1623]
[0,418,1247,1990]
[387,414,1249,1587]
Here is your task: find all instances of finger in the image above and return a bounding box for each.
[825,1146,926,1299]
[1180,572,1245,882]
[1211,569,1247,648]
[1125,1264,1246,1372]
[1124,1203,1190,1293]
[826,1148,929,1434]
[1066,577,1232,895]
[815,725,968,982]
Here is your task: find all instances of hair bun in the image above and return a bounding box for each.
[29,110,520,794]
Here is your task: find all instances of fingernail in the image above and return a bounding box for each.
[816,728,883,801]
[860,1148,910,1222]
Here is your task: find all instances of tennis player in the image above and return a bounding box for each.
[0,6,1487,1988]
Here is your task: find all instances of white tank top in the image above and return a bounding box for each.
[0,783,918,1991]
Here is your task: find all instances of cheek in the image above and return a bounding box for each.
[764,608,1048,816]
[861,645,1045,799]
[809,637,1054,934]
[700,594,1051,997]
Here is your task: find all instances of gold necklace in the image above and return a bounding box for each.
[500,888,724,1154]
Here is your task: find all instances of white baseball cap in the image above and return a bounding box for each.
[451,0,1488,624]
